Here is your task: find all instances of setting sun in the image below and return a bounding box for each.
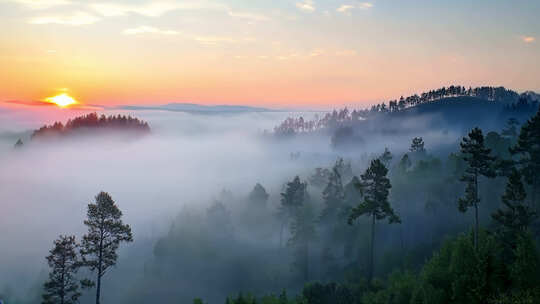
[45,93,78,108]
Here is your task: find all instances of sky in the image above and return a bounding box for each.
[0,0,539,109]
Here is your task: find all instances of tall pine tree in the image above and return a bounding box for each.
[80,192,133,304]
[42,235,82,304]
[458,127,495,250]
[348,159,400,284]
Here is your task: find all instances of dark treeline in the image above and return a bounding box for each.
[274,86,539,136]
[31,113,150,140]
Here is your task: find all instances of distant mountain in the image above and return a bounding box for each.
[120,103,271,113]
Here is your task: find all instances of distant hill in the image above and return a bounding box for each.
[273,86,540,137]
[120,103,271,113]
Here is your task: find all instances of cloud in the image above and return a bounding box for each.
[336,5,355,13]
[227,11,270,22]
[29,11,100,25]
[336,2,373,14]
[194,36,255,45]
[8,0,71,9]
[521,36,535,43]
[123,26,179,35]
[89,1,227,17]
[296,0,315,12]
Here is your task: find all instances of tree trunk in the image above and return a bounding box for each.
[96,234,103,304]
[279,220,285,248]
[368,213,375,285]
[305,241,309,282]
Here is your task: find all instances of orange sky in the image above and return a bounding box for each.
[1,0,539,109]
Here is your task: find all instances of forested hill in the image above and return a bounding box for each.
[31,113,150,140]
[274,86,539,136]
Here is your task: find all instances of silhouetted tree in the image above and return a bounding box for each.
[42,235,82,304]
[458,127,496,250]
[80,192,133,304]
[492,169,536,253]
[248,183,269,208]
[288,200,316,282]
[348,159,400,284]
[511,108,540,213]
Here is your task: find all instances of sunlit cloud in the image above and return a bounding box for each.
[336,5,355,13]
[337,2,373,14]
[8,0,71,10]
[29,11,100,26]
[123,26,179,35]
[89,1,227,17]
[296,0,315,12]
[521,36,536,43]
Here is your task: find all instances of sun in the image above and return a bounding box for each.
[45,93,79,108]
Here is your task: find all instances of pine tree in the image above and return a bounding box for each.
[42,235,82,304]
[320,162,345,224]
[398,154,412,173]
[348,159,400,284]
[379,147,393,167]
[278,176,307,248]
[410,137,426,154]
[288,200,316,282]
[458,127,495,250]
[511,108,540,213]
[492,170,536,249]
[80,192,133,304]
[248,183,269,208]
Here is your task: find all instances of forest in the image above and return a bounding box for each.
[1,91,540,304]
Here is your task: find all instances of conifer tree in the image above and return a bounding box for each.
[458,127,495,250]
[42,235,82,304]
[278,176,307,248]
[320,162,345,223]
[379,147,393,167]
[410,137,426,154]
[288,200,316,282]
[348,159,400,284]
[511,108,540,213]
[80,192,133,304]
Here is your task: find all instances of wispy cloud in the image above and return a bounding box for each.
[8,0,71,10]
[123,26,179,35]
[194,36,254,45]
[29,11,100,26]
[227,11,270,22]
[89,1,226,17]
[337,2,373,14]
[296,0,315,12]
[521,36,536,43]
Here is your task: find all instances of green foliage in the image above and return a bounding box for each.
[510,232,540,291]
[412,232,505,304]
[301,282,355,304]
[362,271,417,304]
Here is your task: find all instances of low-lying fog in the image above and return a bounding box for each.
[0,106,464,302]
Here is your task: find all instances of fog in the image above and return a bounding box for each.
[0,103,526,303]
[0,108,338,300]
